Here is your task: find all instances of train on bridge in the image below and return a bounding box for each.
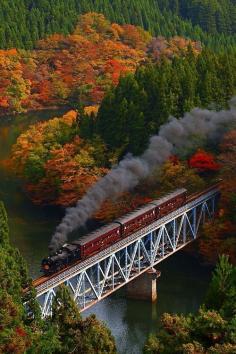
[41,183,220,276]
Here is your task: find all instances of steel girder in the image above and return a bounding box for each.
[36,189,219,317]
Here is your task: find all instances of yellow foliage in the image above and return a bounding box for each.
[84,105,99,116]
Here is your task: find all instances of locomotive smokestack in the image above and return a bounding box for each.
[49,98,236,252]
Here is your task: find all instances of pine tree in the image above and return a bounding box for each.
[205,255,236,317]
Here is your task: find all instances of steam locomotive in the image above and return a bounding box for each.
[41,184,219,276]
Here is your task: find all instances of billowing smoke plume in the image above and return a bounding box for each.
[49,100,236,252]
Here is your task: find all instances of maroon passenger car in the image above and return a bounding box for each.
[116,188,187,238]
[78,223,121,259]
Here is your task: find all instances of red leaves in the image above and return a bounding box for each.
[105,59,128,84]
[0,14,204,115]
[0,13,148,114]
[0,97,9,108]
[15,327,27,337]
[189,150,220,172]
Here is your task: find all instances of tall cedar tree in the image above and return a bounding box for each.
[0,1,236,51]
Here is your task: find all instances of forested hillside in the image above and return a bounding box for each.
[0,0,235,50]
[10,49,236,208]
[0,13,201,115]
[93,50,236,155]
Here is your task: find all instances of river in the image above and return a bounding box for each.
[0,110,212,354]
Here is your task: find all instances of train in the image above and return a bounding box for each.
[41,183,220,276]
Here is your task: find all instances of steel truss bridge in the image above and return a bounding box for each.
[35,188,219,317]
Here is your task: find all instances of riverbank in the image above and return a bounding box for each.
[0,105,70,119]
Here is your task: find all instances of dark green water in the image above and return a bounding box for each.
[0,111,212,354]
[0,109,66,277]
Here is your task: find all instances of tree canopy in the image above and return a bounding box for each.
[0,201,117,353]
[0,0,235,51]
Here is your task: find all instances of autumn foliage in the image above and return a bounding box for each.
[148,36,201,61]
[198,130,236,264]
[189,149,220,173]
[11,110,109,206]
[0,13,201,115]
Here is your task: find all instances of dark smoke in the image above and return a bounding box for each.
[49,100,236,252]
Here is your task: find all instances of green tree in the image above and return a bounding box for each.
[205,255,236,317]
[51,285,117,354]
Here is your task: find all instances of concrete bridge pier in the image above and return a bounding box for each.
[126,268,161,302]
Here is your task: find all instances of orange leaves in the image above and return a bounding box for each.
[74,13,115,41]
[121,24,152,50]
[0,48,18,57]
[62,110,77,125]
[0,13,202,115]
[84,105,99,116]
[30,16,146,106]
[0,49,30,113]
[169,155,180,166]
[0,13,150,114]
[26,140,107,206]
[11,111,78,175]
[0,97,9,108]
[11,110,109,206]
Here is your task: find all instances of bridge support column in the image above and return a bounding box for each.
[126,268,161,302]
